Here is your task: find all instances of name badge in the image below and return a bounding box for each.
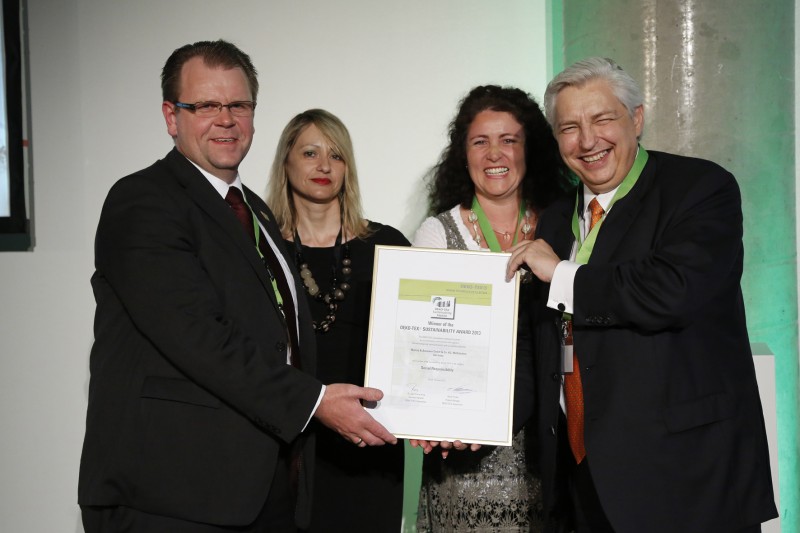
[561,343,574,374]
[560,318,574,374]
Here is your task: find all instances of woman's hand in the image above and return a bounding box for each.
[409,439,482,459]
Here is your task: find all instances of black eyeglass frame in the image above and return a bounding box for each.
[173,100,257,117]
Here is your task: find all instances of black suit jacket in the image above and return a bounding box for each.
[533,150,778,532]
[78,149,322,527]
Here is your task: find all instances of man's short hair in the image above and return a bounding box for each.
[544,57,643,127]
[161,39,259,103]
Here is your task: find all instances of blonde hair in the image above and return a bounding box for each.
[266,109,370,239]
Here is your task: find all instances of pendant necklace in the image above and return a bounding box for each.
[293,226,352,333]
[468,197,532,251]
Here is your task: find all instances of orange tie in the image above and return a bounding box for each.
[564,197,604,464]
[587,197,605,233]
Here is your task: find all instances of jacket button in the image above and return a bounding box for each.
[552,372,560,382]
[275,341,286,351]
[550,425,556,436]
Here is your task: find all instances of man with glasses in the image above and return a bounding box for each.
[78,40,396,532]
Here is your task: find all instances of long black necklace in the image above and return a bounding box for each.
[293,226,352,333]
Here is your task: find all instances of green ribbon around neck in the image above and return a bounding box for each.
[571,147,649,265]
[470,196,526,253]
[241,192,284,308]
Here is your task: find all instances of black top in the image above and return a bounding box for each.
[287,221,410,533]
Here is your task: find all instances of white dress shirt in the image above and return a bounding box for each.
[547,185,620,314]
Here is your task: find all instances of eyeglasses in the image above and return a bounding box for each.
[173,100,256,117]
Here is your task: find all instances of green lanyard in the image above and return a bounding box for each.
[242,194,284,308]
[570,147,649,265]
[471,196,527,253]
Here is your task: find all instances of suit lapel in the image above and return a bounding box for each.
[541,196,575,261]
[247,189,318,371]
[162,150,315,370]
[164,149,276,300]
[244,188,304,313]
[245,189,287,263]
[589,155,657,264]
[552,208,575,261]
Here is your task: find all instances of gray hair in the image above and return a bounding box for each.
[544,57,644,128]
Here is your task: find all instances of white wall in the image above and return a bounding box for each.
[0,1,549,531]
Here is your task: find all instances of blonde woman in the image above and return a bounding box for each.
[267,109,409,532]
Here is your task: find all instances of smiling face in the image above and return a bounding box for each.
[162,56,255,184]
[285,124,346,206]
[466,110,527,204]
[553,78,643,194]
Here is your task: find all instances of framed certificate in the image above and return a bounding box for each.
[363,246,520,446]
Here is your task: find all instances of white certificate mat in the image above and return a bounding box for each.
[364,246,519,446]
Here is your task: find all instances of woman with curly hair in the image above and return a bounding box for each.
[412,85,569,532]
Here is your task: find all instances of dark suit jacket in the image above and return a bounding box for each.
[533,150,778,532]
[78,149,322,528]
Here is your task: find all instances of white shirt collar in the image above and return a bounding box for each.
[582,184,618,218]
[184,157,243,199]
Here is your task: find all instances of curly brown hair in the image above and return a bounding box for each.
[427,85,570,216]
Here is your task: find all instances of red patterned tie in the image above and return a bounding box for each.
[565,197,604,464]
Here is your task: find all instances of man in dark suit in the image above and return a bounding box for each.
[78,40,396,532]
[507,57,778,532]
